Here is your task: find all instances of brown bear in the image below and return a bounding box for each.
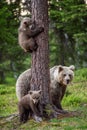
[18,90,42,123]
[16,65,75,110]
[50,65,75,110]
[16,69,31,101]
[18,17,44,52]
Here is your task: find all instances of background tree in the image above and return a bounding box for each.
[0,0,87,83]
[0,0,31,83]
[49,0,87,67]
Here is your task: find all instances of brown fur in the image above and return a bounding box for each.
[50,65,75,110]
[18,90,42,123]
[50,82,66,110]
[18,17,44,52]
[16,69,31,101]
[16,65,75,110]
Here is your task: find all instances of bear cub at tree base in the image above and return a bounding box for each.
[18,90,42,123]
[50,65,75,110]
[18,17,44,52]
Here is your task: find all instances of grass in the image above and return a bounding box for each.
[0,68,87,130]
[0,76,17,117]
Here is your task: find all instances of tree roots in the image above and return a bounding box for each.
[41,104,77,120]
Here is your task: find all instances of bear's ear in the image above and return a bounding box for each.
[69,65,75,71]
[38,90,42,94]
[19,16,23,21]
[58,65,63,73]
[29,90,33,95]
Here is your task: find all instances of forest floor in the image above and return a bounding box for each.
[0,68,87,130]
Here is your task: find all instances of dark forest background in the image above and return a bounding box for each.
[0,0,87,83]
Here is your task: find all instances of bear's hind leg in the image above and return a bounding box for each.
[19,112,25,123]
[22,110,29,123]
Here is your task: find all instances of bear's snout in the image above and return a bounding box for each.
[66,79,70,84]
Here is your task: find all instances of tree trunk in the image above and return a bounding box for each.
[30,0,50,114]
[54,28,66,65]
[30,0,68,119]
[0,70,5,84]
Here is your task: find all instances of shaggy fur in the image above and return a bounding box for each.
[50,65,75,109]
[18,17,44,52]
[16,65,75,110]
[18,90,42,123]
[16,69,31,101]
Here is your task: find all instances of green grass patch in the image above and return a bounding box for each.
[73,68,87,82]
[0,83,18,117]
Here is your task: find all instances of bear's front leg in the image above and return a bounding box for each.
[30,103,42,122]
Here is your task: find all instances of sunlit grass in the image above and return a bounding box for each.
[62,82,87,108]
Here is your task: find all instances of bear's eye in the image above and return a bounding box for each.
[63,74,66,77]
[69,74,71,77]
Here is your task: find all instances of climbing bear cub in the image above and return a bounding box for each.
[18,90,42,123]
[18,17,44,52]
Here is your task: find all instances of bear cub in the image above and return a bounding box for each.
[18,17,44,52]
[18,90,42,123]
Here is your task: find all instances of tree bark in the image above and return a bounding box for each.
[0,70,5,83]
[30,0,50,110]
[30,0,71,119]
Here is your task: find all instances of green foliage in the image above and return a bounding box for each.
[0,0,87,83]
[49,0,87,66]
[74,68,87,82]
[0,1,31,83]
